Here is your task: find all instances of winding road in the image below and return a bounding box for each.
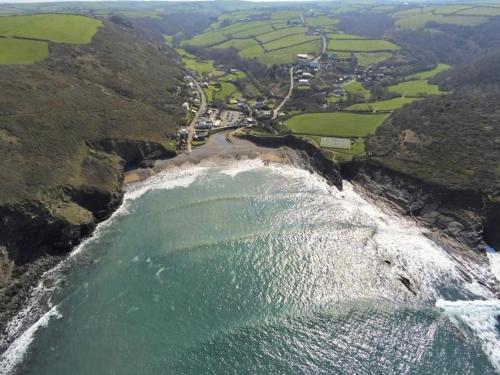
[272,67,294,120]
[313,33,327,63]
[187,79,207,153]
[272,33,326,121]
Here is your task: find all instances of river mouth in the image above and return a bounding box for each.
[2,160,500,374]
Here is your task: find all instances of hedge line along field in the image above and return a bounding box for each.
[198,20,323,66]
[388,79,445,97]
[355,52,393,67]
[0,14,102,43]
[326,32,364,40]
[346,97,420,112]
[285,112,389,137]
[394,8,489,30]
[215,38,260,51]
[263,34,319,51]
[259,39,321,66]
[0,38,48,64]
[328,39,399,52]
[257,27,308,43]
[458,6,500,16]
[305,16,339,27]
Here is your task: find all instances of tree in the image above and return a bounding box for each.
[172,32,186,47]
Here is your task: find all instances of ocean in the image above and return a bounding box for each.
[1,160,499,374]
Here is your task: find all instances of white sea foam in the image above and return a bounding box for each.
[125,165,208,201]
[0,165,209,373]
[436,299,500,372]
[219,159,264,177]
[1,162,498,373]
[0,306,61,375]
[486,245,500,283]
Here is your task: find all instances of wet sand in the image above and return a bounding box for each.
[125,131,297,185]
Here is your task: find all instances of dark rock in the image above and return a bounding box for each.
[351,159,489,252]
[398,275,417,296]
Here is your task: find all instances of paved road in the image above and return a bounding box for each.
[272,67,294,120]
[313,33,327,63]
[187,80,207,153]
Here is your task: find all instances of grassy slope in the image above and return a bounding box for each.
[355,52,392,67]
[259,39,321,65]
[0,21,184,205]
[328,39,399,52]
[257,27,307,43]
[412,63,451,79]
[264,34,318,51]
[388,80,444,97]
[285,112,389,137]
[344,81,371,99]
[346,97,420,111]
[0,14,102,43]
[395,11,488,30]
[0,38,48,64]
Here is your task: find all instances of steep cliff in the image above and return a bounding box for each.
[0,18,186,329]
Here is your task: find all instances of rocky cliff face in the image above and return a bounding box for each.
[352,158,497,252]
[0,139,176,333]
[241,132,497,253]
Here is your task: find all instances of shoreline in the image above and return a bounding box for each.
[1,130,498,363]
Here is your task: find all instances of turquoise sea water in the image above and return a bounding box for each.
[2,161,500,374]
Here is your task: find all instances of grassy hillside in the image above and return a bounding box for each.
[0,20,185,206]
[0,38,48,64]
[0,14,102,43]
[388,79,444,98]
[285,112,389,137]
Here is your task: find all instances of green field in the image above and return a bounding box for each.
[0,14,102,43]
[458,6,500,16]
[259,39,321,66]
[412,63,451,79]
[346,97,420,112]
[285,112,389,137]
[328,39,399,52]
[434,5,474,14]
[0,38,48,64]
[257,27,308,43]
[176,49,216,74]
[343,81,371,99]
[305,16,339,27]
[395,12,488,30]
[354,52,393,67]
[388,80,444,97]
[239,44,265,59]
[264,34,318,51]
[187,30,227,48]
[326,32,364,40]
[270,10,302,20]
[232,24,275,38]
[215,38,259,51]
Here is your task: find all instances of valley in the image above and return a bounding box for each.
[0,1,499,374]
